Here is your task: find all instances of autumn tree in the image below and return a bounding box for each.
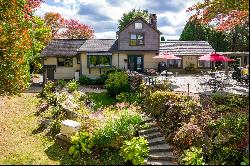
[0,0,43,95]
[187,0,249,31]
[118,9,149,30]
[59,19,94,39]
[44,12,64,38]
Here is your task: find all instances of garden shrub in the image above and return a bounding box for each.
[211,92,248,108]
[69,131,94,158]
[39,81,56,97]
[105,71,130,97]
[181,146,205,165]
[120,137,149,165]
[208,144,243,165]
[116,92,141,104]
[174,121,203,149]
[79,75,93,85]
[66,79,79,92]
[39,81,57,104]
[127,71,143,92]
[56,79,66,89]
[93,109,142,148]
[208,113,248,145]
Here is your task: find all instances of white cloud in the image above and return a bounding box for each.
[35,0,202,39]
[94,31,116,39]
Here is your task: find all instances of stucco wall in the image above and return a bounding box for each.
[43,57,80,79]
[182,56,198,68]
[80,52,103,78]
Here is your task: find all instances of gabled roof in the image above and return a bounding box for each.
[77,39,118,52]
[160,41,215,56]
[40,39,85,57]
[116,17,162,35]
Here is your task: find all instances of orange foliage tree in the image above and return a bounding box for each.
[0,0,43,95]
[44,12,94,39]
[60,19,94,39]
[187,0,249,31]
[44,12,65,38]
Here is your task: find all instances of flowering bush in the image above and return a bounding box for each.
[127,71,143,92]
[174,121,203,149]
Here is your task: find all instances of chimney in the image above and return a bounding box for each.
[149,14,157,29]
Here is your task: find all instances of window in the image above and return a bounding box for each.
[135,23,142,29]
[166,59,181,68]
[198,61,211,68]
[88,55,112,68]
[130,34,144,46]
[77,56,80,64]
[57,57,73,67]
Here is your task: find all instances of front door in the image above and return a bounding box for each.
[128,55,144,72]
[46,68,55,81]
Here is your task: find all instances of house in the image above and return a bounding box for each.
[40,14,248,81]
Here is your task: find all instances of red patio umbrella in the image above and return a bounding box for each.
[198,52,235,62]
[153,52,181,60]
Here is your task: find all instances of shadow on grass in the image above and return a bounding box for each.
[44,142,124,165]
[44,142,95,165]
[86,92,117,110]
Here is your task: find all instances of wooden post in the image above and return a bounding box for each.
[187,83,190,96]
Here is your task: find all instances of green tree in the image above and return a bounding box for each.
[28,16,52,74]
[180,20,208,41]
[179,20,230,51]
[118,9,149,31]
[227,23,249,51]
[160,36,165,41]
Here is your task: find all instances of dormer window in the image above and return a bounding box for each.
[135,23,142,29]
[130,33,144,46]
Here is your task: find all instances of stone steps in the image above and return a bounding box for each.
[148,136,166,146]
[142,131,163,140]
[142,117,154,123]
[147,160,178,165]
[139,127,159,135]
[148,151,177,161]
[149,144,173,153]
[139,115,178,165]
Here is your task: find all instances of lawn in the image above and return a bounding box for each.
[0,93,123,165]
[86,92,117,110]
[0,93,58,165]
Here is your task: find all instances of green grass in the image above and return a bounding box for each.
[87,92,117,110]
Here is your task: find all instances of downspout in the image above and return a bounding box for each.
[118,52,120,67]
[79,54,82,77]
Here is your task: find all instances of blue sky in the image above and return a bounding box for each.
[35,0,201,39]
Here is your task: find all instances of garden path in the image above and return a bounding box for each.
[139,116,178,165]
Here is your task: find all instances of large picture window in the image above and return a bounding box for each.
[166,59,181,68]
[88,55,112,68]
[57,57,73,67]
[130,33,144,46]
[198,61,211,68]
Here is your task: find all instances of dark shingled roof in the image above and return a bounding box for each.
[160,41,215,56]
[40,39,86,57]
[77,39,118,52]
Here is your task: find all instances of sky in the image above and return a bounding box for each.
[35,0,202,40]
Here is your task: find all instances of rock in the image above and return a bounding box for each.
[60,119,81,137]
